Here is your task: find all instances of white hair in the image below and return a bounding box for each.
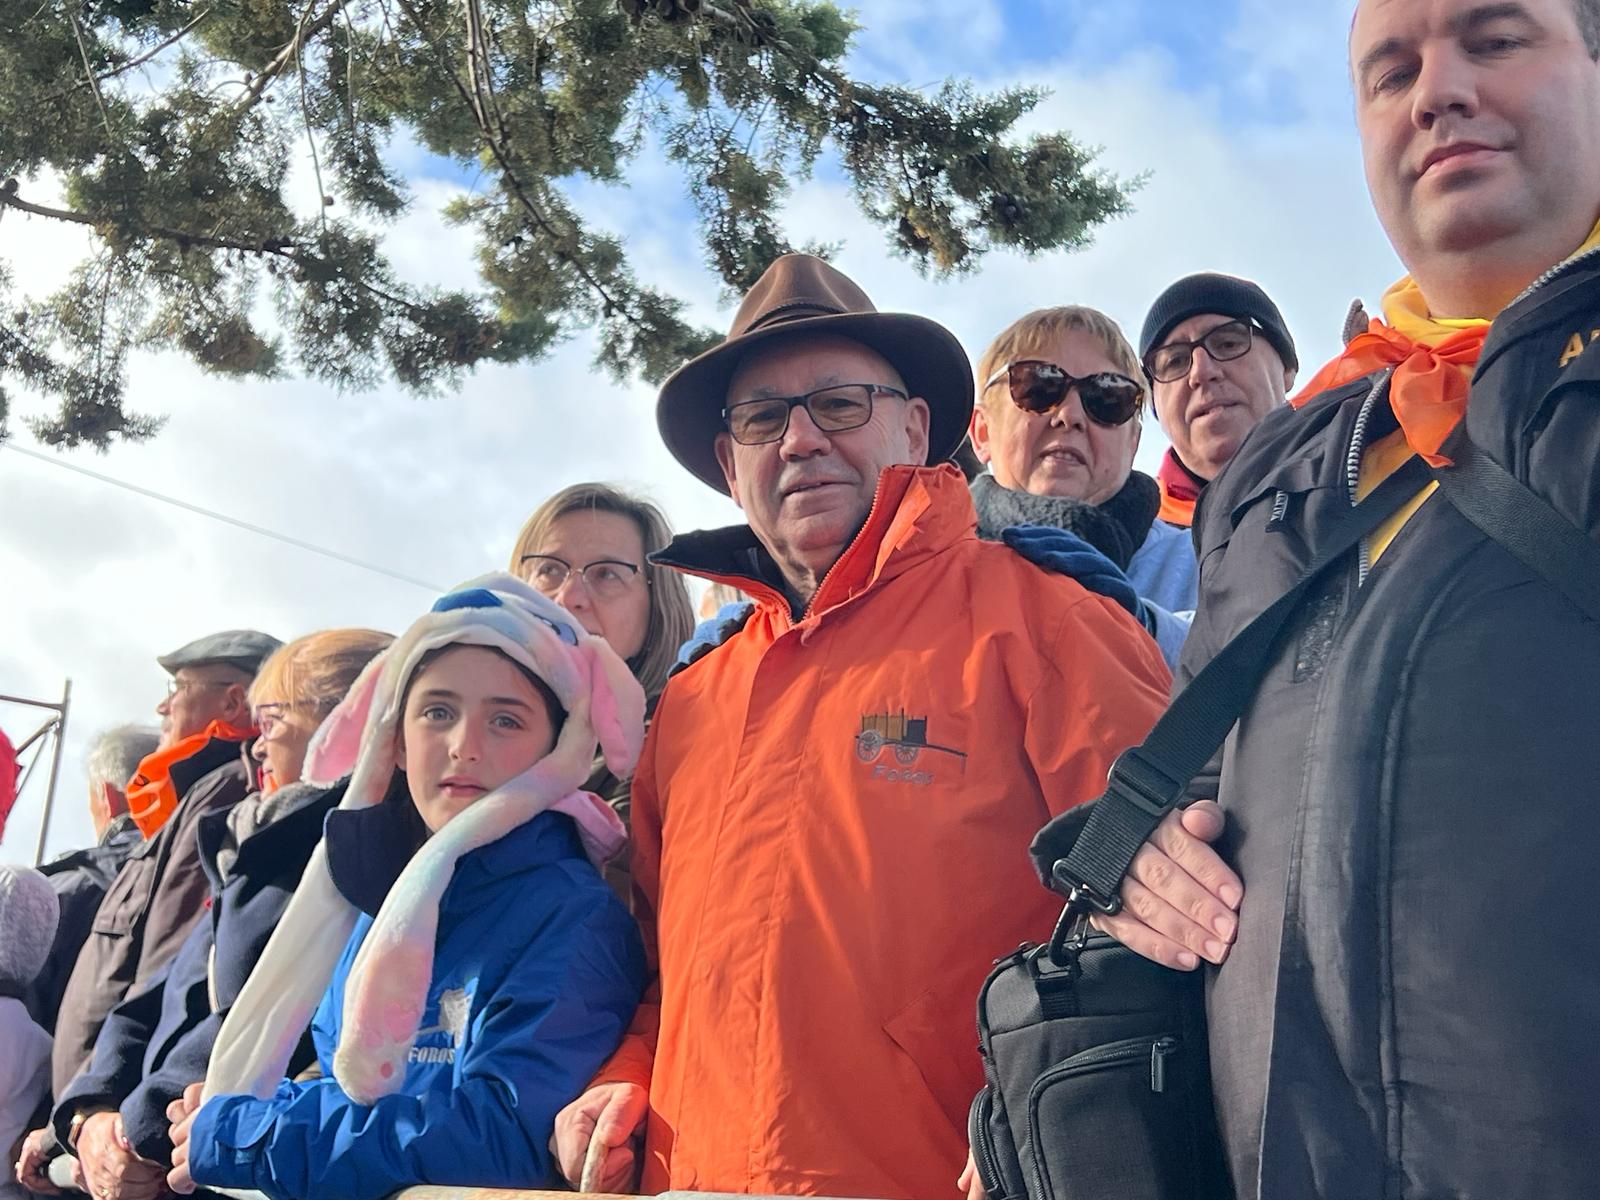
[86,724,162,793]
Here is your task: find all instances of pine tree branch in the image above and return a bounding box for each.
[390,0,653,335]
[0,187,430,320]
[232,0,354,115]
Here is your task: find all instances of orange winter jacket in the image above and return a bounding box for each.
[594,464,1170,1199]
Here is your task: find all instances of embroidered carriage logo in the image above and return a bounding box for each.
[855,710,967,786]
[411,986,472,1064]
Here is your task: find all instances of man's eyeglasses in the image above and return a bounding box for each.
[983,361,1144,427]
[1144,319,1259,383]
[164,678,230,699]
[520,556,643,599]
[723,383,908,446]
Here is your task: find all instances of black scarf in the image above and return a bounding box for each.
[970,471,1160,571]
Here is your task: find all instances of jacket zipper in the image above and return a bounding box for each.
[800,478,894,622]
[1347,370,1393,586]
[1025,1035,1178,1199]
[1505,241,1600,311]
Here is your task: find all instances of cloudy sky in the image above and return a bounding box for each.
[0,0,1398,859]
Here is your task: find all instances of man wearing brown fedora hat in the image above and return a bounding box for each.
[552,254,1171,1199]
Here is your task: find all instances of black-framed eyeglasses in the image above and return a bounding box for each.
[1144,319,1258,383]
[722,383,909,445]
[982,361,1144,427]
[519,555,643,599]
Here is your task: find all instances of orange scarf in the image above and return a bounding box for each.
[1290,283,1488,468]
[1155,449,1203,528]
[1293,216,1600,466]
[126,718,255,838]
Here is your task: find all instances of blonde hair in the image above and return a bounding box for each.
[507,483,694,704]
[976,306,1147,417]
[249,629,394,715]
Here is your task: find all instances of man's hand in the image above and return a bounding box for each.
[75,1111,168,1200]
[551,1082,648,1194]
[957,1148,988,1200]
[164,1083,204,1196]
[14,1128,62,1196]
[1092,800,1243,971]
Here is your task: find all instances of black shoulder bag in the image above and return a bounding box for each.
[970,437,1600,1200]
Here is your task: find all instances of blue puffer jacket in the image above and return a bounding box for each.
[187,801,645,1200]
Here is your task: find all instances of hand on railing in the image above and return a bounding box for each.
[552,1082,647,1194]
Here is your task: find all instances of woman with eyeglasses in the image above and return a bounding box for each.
[509,483,694,898]
[969,306,1194,668]
[39,630,391,1200]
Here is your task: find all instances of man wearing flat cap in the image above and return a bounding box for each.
[1139,272,1298,533]
[28,630,278,1198]
[553,254,1170,1199]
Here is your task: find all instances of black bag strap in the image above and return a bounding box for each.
[1045,454,1433,923]
[1433,437,1600,625]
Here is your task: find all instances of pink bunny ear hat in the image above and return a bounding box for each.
[204,573,645,1106]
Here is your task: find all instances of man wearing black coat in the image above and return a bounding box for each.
[1050,0,1600,1195]
[22,726,157,1035]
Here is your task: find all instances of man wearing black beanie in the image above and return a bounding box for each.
[1138,273,1298,527]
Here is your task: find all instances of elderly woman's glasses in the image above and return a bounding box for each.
[251,702,298,739]
[984,361,1143,427]
[723,383,909,445]
[521,555,642,599]
[1144,320,1257,383]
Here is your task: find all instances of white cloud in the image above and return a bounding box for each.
[1,7,1402,860]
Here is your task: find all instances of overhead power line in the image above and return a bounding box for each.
[2,440,443,592]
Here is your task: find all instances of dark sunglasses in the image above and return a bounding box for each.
[983,360,1144,427]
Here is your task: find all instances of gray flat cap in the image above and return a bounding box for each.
[157,630,283,677]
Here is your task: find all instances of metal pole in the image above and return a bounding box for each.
[31,679,71,867]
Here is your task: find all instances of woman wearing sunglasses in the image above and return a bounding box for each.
[969,306,1193,667]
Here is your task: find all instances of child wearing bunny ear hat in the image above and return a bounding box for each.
[168,575,647,1200]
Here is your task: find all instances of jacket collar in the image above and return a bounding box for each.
[323,776,586,917]
[968,470,1159,569]
[654,463,976,628]
[197,779,343,892]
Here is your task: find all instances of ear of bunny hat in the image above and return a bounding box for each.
[204,573,644,1106]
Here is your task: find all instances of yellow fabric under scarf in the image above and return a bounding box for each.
[1359,214,1600,564]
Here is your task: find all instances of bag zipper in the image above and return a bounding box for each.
[967,1088,1009,1198]
[1025,1035,1180,1199]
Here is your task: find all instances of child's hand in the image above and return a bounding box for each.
[164,1083,205,1196]
[552,1082,647,1193]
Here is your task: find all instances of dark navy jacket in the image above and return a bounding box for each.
[24,815,140,1034]
[55,781,340,1160]
[186,803,645,1200]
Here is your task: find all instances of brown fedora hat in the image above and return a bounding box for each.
[657,254,974,493]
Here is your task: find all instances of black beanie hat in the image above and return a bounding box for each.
[1139,273,1298,375]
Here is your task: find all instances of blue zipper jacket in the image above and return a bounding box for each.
[186,799,645,1200]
